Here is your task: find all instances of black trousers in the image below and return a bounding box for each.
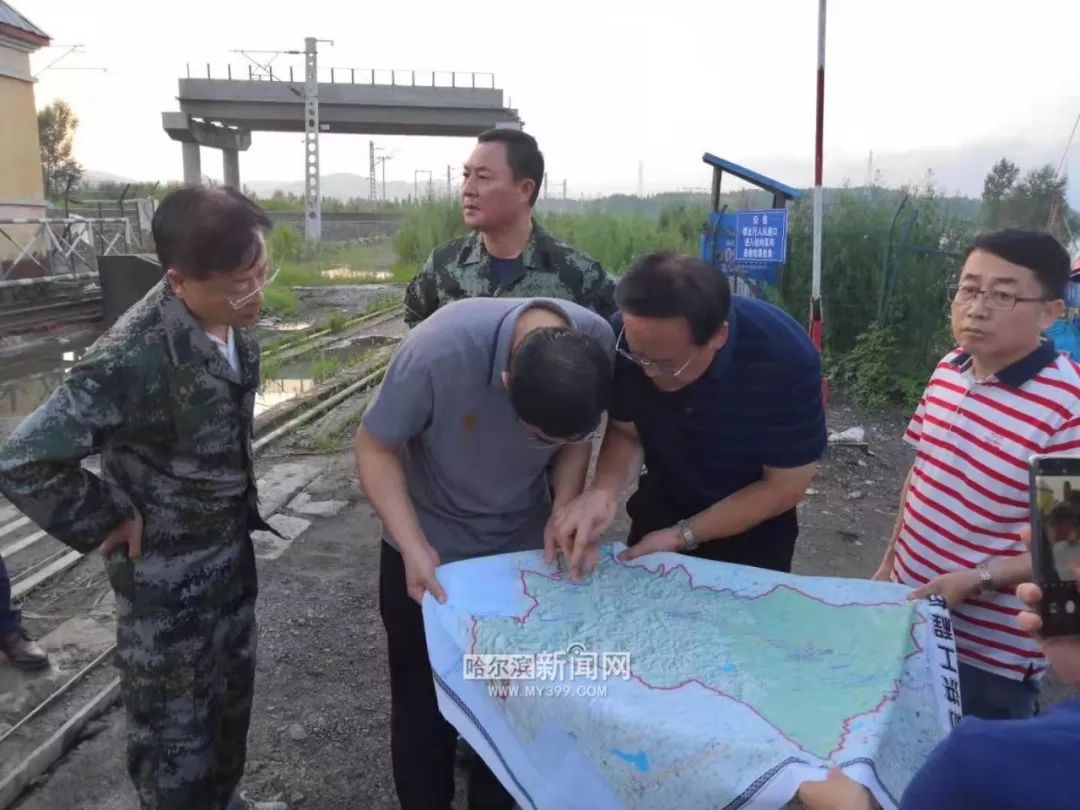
[378,541,515,810]
[626,473,797,573]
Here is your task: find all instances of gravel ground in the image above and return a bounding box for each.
[9,397,1076,809]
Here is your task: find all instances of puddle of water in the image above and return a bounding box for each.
[256,376,315,417]
[321,267,391,281]
[261,321,314,332]
[0,346,91,432]
[1,344,370,429]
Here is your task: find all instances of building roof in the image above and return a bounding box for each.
[0,2,50,48]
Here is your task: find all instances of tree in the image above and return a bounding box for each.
[37,100,84,200]
[1011,166,1069,230]
[982,158,1020,228]
[982,158,1074,234]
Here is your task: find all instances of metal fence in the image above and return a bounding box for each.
[188,63,496,89]
[0,218,133,280]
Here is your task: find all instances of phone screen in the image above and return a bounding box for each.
[1033,472,1080,584]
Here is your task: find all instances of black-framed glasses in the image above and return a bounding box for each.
[615,326,699,378]
[949,284,1050,312]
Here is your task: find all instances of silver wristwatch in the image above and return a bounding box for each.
[677,520,698,552]
[975,564,994,593]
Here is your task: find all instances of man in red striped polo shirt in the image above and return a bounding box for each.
[875,228,1080,720]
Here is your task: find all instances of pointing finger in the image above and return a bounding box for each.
[429,575,447,604]
[129,524,142,560]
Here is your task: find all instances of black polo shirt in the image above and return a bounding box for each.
[610,295,827,546]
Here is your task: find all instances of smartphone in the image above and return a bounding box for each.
[1030,454,1080,636]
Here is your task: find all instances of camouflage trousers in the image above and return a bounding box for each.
[108,537,259,810]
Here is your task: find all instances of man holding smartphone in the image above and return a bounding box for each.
[874,228,1080,720]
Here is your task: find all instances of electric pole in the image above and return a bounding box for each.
[369,141,377,202]
[374,154,392,201]
[233,37,332,238]
[414,169,433,201]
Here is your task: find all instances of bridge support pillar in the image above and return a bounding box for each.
[222,148,240,189]
[181,142,201,184]
[163,112,251,189]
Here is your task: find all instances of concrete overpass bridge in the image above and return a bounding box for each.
[163,39,523,238]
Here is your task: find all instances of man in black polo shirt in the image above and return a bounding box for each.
[553,251,826,576]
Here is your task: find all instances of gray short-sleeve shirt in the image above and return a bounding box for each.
[362,297,615,563]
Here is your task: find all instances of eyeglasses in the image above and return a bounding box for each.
[949,284,1050,312]
[615,326,699,378]
[223,267,281,310]
[525,424,603,450]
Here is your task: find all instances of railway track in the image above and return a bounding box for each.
[0,308,404,808]
[0,297,104,336]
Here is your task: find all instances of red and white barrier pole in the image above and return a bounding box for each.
[811,0,828,406]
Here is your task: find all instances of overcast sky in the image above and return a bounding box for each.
[27,0,1080,202]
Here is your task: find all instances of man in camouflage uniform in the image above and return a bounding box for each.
[0,187,285,810]
[403,128,617,327]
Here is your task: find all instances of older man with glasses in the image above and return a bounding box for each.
[552,250,827,579]
[0,186,287,810]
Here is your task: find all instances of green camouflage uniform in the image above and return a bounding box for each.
[402,220,618,327]
[0,279,270,810]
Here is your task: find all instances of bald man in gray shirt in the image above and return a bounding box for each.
[354,297,614,810]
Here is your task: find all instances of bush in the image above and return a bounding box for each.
[267,224,304,264]
[323,312,349,333]
[387,184,976,412]
[390,200,706,277]
[392,201,466,271]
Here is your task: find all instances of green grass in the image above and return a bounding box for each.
[323,312,349,333]
[364,293,401,313]
[310,433,343,453]
[267,225,402,287]
[390,199,703,277]
[262,287,300,319]
[309,349,375,384]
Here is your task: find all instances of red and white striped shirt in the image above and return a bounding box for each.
[892,342,1080,681]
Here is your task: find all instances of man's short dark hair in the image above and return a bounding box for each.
[153,185,272,280]
[508,327,612,440]
[477,128,544,206]
[615,251,732,345]
[962,228,1070,300]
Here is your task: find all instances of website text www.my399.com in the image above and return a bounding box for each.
[486,682,609,699]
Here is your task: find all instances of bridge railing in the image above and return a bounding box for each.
[187,63,496,89]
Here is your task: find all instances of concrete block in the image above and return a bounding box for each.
[252,513,311,561]
[257,462,323,516]
[287,492,347,518]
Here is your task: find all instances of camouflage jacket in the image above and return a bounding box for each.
[0,280,269,601]
[402,221,618,327]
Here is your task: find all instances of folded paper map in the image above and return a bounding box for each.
[422,544,958,810]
